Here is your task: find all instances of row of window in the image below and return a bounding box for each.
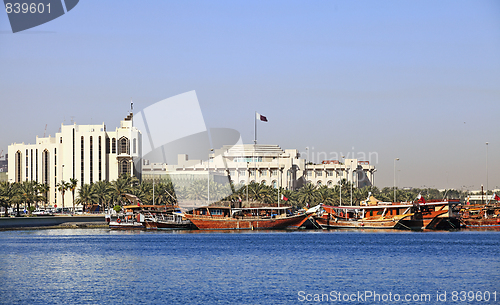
[227,169,280,177]
[232,157,263,163]
[306,170,339,177]
[237,180,279,188]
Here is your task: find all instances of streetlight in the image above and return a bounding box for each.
[350,160,354,206]
[151,165,155,205]
[207,148,213,205]
[486,142,489,199]
[394,158,399,202]
[277,153,282,208]
[339,156,345,206]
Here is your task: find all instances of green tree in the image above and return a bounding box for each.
[56,180,71,212]
[69,178,78,214]
[19,181,40,215]
[317,185,335,205]
[93,181,113,212]
[297,183,320,208]
[0,181,18,217]
[36,183,50,210]
[76,184,96,212]
[111,174,139,205]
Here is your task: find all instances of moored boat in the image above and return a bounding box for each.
[181,205,312,230]
[108,204,179,230]
[108,213,146,230]
[396,199,460,230]
[144,212,195,230]
[459,203,500,229]
[314,197,460,230]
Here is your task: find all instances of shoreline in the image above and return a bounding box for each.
[0,222,109,231]
[0,215,107,230]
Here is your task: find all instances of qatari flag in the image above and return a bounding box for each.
[256,112,268,122]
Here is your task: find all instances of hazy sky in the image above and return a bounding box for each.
[1,0,499,190]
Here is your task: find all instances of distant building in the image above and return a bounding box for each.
[8,114,142,207]
[0,153,7,182]
[143,144,376,191]
[0,153,7,173]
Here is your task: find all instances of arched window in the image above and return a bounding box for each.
[240,180,245,185]
[81,136,84,184]
[15,150,22,183]
[106,137,110,154]
[89,136,93,182]
[261,180,266,185]
[272,180,277,188]
[327,180,333,187]
[317,181,322,186]
[119,159,130,176]
[42,149,49,185]
[119,137,130,155]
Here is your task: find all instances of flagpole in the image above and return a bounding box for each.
[278,153,280,208]
[254,111,257,145]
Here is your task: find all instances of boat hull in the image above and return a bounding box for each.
[461,218,500,229]
[315,216,399,229]
[184,213,309,230]
[396,210,456,230]
[108,221,144,230]
[144,220,195,230]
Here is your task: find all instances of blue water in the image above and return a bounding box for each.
[0,229,499,305]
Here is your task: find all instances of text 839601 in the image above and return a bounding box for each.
[5,3,51,14]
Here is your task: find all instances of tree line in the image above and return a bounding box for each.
[0,174,469,216]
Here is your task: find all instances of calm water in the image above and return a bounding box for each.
[0,229,499,305]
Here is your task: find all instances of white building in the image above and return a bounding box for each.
[143,144,375,191]
[8,114,142,207]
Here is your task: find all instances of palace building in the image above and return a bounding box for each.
[8,114,142,207]
[143,144,376,192]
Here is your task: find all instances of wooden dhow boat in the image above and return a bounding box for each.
[108,212,147,230]
[144,212,195,230]
[108,204,184,230]
[459,202,500,229]
[180,205,315,230]
[314,195,460,230]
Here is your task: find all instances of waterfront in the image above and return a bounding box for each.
[0,229,499,304]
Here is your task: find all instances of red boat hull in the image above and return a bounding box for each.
[184,213,309,230]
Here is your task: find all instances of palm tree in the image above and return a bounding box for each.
[76,184,96,213]
[19,181,39,214]
[56,180,70,212]
[111,174,139,205]
[69,178,78,214]
[134,181,151,204]
[248,182,269,204]
[93,181,113,212]
[296,183,320,208]
[186,180,207,203]
[36,183,50,210]
[280,189,297,207]
[317,185,334,205]
[0,181,18,217]
[154,182,177,206]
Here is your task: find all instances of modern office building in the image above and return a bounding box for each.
[8,114,142,207]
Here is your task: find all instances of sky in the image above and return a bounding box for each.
[1,0,499,190]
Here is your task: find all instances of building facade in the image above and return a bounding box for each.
[143,144,376,191]
[8,114,142,207]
